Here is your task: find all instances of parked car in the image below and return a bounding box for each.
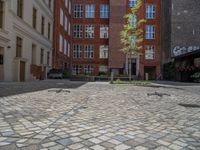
[48,69,63,79]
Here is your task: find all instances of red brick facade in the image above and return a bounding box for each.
[53,0,161,79]
[53,0,71,70]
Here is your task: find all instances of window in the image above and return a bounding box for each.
[32,7,37,29]
[69,0,71,14]
[31,44,36,64]
[16,37,22,57]
[73,25,82,38]
[65,0,68,8]
[60,9,64,25]
[65,16,68,31]
[85,25,94,38]
[73,44,82,58]
[47,51,50,66]
[0,54,3,65]
[129,14,137,27]
[68,43,70,57]
[145,25,155,39]
[64,40,67,55]
[85,4,95,18]
[68,22,71,35]
[99,65,108,74]
[100,45,108,59]
[100,4,109,18]
[59,34,63,52]
[40,49,44,64]
[100,25,108,38]
[74,4,83,18]
[84,45,94,59]
[145,45,155,60]
[72,65,81,75]
[0,1,4,28]
[17,0,23,18]
[41,16,45,35]
[84,65,93,75]
[129,0,137,7]
[48,23,51,40]
[146,4,156,19]
[48,0,52,9]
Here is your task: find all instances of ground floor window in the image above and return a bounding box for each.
[84,65,93,75]
[0,54,3,64]
[99,65,108,75]
[72,65,81,75]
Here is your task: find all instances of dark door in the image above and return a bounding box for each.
[20,61,25,82]
[131,58,137,75]
[144,66,156,80]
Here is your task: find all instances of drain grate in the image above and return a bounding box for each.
[179,103,200,108]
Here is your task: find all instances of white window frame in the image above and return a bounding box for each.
[100,4,109,18]
[145,45,155,60]
[145,25,155,39]
[146,4,156,19]
[100,45,108,59]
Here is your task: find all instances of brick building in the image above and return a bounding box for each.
[53,0,71,70]
[53,0,161,80]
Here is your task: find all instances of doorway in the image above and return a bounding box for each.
[0,47,4,81]
[144,66,156,80]
[20,61,25,81]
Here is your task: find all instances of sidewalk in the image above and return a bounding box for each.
[152,80,200,87]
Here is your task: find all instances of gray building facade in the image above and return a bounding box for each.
[162,0,200,81]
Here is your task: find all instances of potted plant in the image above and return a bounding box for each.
[191,72,200,83]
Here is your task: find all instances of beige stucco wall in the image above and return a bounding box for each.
[0,0,54,81]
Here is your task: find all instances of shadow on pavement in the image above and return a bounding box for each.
[0,80,87,97]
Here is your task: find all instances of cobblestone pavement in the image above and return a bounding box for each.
[0,80,200,150]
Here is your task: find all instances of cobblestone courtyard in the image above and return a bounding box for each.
[0,80,199,150]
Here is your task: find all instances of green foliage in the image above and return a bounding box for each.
[120,0,146,55]
[191,72,200,79]
[111,79,151,85]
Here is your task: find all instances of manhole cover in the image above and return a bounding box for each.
[179,103,200,108]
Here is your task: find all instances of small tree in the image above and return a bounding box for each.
[120,0,145,81]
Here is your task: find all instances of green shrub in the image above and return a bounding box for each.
[111,79,151,85]
[191,72,200,79]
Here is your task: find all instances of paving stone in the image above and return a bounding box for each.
[57,138,73,146]
[101,141,115,148]
[169,144,183,150]
[91,145,106,150]
[0,81,199,150]
[42,142,57,148]
[114,144,130,150]
[49,144,64,150]
[89,138,102,144]
[135,146,149,150]
[68,143,84,149]
[113,135,129,142]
